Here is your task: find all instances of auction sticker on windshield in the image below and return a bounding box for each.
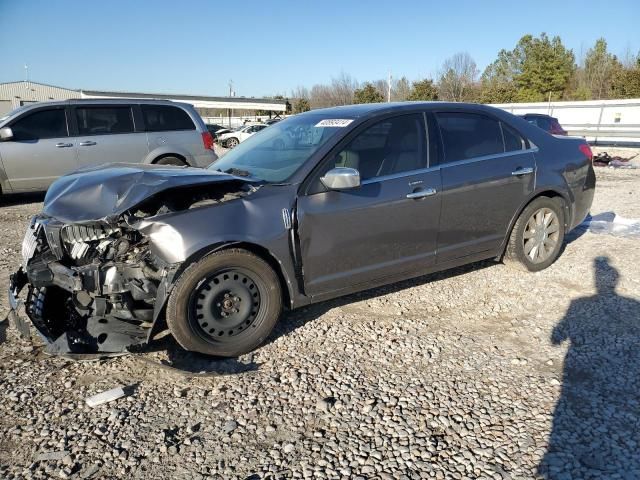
[315,119,353,128]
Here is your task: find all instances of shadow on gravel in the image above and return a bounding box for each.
[268,259,496,345]
[141,334,260,376]
[0,192,45,207]
[539,257,640,478]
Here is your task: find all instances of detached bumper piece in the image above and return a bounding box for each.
[9,216,165,355]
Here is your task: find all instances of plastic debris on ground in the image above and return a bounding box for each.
[85,386,127,407]
[582,212,640,238]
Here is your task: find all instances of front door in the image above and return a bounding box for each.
[434,111,536,262]
[297,113,442,296]
[73,105,149,168]
[0,106,77,191]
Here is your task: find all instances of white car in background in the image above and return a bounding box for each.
[217,123,268,148]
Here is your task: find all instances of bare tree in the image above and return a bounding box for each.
[391,76,412,101]
[330,71,358,105]
[290,85,310,101]
[309,72,358,108]
[437,52,479,102]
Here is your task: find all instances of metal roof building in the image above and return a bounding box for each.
[0,81,288,116]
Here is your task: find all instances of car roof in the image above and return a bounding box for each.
[297,101,508,119]
[14,98,191,109]
[520,113,554,118]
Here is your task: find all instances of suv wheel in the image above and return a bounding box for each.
[504,196,565,272]
[156,156,186,166]
[166,249,282,356]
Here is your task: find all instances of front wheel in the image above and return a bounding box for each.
[226,137,239,148]
[504,196,565,272]
[166,249,282,356]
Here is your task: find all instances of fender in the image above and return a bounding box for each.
[497,186,573,259]
[143,145,193,165]
[146,239,299,343]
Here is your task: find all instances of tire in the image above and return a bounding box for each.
[155,156,187,166]
[503,196,565,272]
[166,248,282,357]
[226,137,239,148]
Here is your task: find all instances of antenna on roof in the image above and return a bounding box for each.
[24,64,29,83]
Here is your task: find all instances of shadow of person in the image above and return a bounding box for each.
[538,257,640,479]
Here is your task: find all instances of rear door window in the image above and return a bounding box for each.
[142,105,195,132]
[436,112,503,163]
[76,106,134,135]
[11,108,68,140]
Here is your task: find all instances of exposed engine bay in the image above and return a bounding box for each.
[9,171,257,354]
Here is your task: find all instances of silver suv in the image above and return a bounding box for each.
[0,99,218,195]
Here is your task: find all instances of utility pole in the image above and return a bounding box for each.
[228,80,234,127]
[24,64,29,83]
[387,70,392,103]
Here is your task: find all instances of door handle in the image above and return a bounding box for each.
[511,167,534,176]
[406,187,437,199]
[55,142,73,148]
[79,141,97,146]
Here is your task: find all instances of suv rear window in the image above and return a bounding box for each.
[142,105,195,132]
[76,106,134,135]
[11,108,68,140]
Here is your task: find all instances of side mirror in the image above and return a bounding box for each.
[320,167,361,190]
[0,127,13,141]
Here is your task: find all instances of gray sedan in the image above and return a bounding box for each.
[8,102,595,356]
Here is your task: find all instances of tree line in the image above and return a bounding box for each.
[289,34,640,113]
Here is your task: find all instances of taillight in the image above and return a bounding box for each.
[202,131,214,150]
[579,143,593,161]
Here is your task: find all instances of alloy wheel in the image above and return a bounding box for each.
[522,207,560,264]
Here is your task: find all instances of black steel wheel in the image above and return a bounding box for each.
[166,249,282,356]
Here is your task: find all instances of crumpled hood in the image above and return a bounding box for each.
[43,163,255,223]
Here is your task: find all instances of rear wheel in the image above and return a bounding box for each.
[226,137,239,148]
[504,196,565,272]
[166,249,282,356]
[155,156,186,166]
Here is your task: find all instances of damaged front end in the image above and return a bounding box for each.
[9,215,172,354]
[8,164,258,354]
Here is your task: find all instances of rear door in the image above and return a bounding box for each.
[434,111,536,262]
[141,104,198,156]
[73,104,149,167]
[0,106,77,191]
[296,113,442,296]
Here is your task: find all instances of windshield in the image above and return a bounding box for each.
[0,105,30,124]
[209,114,351,182]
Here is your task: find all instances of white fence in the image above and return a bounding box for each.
[492,98,640,146]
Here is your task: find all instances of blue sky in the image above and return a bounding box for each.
[1,0,638,98]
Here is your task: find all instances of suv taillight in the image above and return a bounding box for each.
[579,143,593,161]
[202,131,214,150]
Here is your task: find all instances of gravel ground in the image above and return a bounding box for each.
[0,149,639,479]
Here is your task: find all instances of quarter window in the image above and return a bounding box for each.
[142,105,195,132]
[502,122,526,152]
[11,109,68,140]
[76,107,134,135]
[331,114,427,181]
[436,112,503,162]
